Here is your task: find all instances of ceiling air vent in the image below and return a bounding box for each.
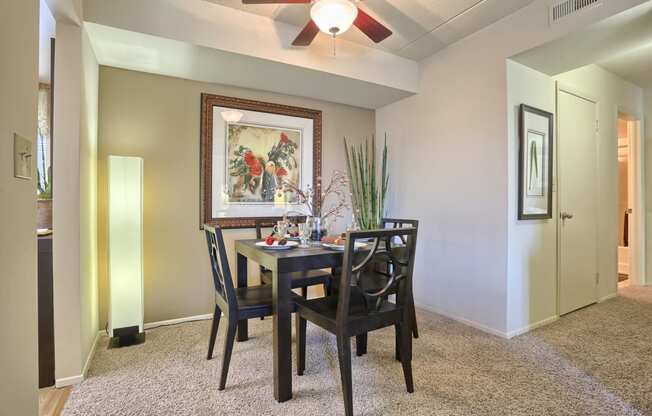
[550,0,602,24]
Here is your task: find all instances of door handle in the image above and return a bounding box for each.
[560,212,574,220]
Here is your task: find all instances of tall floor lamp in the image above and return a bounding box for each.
[108,155,145,348]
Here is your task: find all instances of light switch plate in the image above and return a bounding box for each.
[14,133,32,180]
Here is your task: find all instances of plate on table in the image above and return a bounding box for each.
[322,242,367,251]
[255,241,299,250]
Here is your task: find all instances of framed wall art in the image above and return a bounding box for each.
[518,104,554,220]
[200,94,322,229]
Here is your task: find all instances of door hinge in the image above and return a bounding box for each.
[595,119,600,133]
[596,273,600,284]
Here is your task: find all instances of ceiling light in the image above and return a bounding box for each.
[221,109,244,123]
[310,0,358,37]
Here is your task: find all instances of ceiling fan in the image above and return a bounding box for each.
[242,0,392,46]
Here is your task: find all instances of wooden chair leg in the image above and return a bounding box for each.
[261,277,266,320]
[336,335,354,416]
[218,320,237,390]
[400,316,414,393]
[207,305,221,360]
[301,286,308,299]
[355,333,367,357]
[411,297,419,339]
[296,314,306,376]
[394,324,401,362]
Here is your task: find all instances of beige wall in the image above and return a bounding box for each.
[0,0,39,413]
[97,67,375,327]
[53,20,100,383]
[53,21,84,382]
[80,25,100,373]
[506,60,557,336]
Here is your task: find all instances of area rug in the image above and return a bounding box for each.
[63,287,652,415]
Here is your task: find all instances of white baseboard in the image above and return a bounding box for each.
[55,330,101,388]
[599,292,618,302]
[414,302,509,339]
[55,374,84,388]
[82,332,100,377]
[506,315,559,338]
[415,303,561,339]
[144,313,213,330]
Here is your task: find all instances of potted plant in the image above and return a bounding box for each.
[343,135,388,230]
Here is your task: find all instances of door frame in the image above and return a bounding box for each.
[555,82,600,315]
[617,107,645,287]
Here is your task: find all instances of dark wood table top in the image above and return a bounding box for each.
[235,239,345,272]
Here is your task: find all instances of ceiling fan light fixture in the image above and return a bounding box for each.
[310,0,358,36]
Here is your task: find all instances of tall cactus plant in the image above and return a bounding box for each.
[343,135,388,230]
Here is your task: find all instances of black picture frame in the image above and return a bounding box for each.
[518,104,554,220]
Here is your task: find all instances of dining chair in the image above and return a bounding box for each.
[204,224,293,390]
[380,218,420,339]
[294,227,418,416]
[255,218,332,299]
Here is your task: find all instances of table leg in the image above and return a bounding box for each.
[236,253,248,342]
[272,270,292,402]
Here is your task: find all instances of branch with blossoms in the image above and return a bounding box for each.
[282,171,350,222]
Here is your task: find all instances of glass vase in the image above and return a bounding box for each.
[310,217,328,241]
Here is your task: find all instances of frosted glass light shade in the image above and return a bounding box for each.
[310,0,358,35]
[220,109,244,123]
[108,156,144,337]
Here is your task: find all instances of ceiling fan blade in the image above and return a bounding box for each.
[354,7,392,43]
[292,20,320,46]
[242,0,310,4]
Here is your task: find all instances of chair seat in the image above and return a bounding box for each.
[261,269,331,288]
[234,285,274,310]
[294,290,402,336]
[229,285,301,319]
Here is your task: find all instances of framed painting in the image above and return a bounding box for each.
[518,104,554,220]
[200,94,322,229]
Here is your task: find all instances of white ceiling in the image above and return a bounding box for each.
[39,0,56,83]
[86,23,414,109]
[205,0,537,60]
[83,0,420,109]
[513,0,652,89]
[600,41,652,89]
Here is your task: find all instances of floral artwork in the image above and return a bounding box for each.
[227,123,301,203]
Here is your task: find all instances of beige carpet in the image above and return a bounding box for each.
[63,287,652,415]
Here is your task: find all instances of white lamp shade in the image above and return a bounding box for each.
[310,0,358,35]
[108,155,144,336]
[220,109,244,123]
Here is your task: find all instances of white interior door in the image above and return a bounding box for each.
[558,88,598,315]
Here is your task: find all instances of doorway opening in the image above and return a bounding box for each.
[616,112,642,289]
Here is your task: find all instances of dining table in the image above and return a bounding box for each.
[234,239,347,403]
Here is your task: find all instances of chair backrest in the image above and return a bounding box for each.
[337,227,418,324]
[381,218,419,229]
[381,218,419,245]
[204,225,237,307]
[255,219,277,239]
[255,216,307,239]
